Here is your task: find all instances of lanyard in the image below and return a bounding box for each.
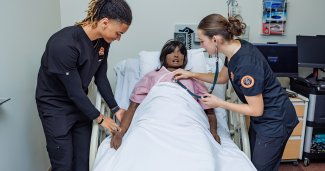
[175,57,219,99]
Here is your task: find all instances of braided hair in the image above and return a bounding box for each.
[76,0,132,28]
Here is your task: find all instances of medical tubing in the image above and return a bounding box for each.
[209,58,219,94]
[175,80,201,99]
[175,57,219,98]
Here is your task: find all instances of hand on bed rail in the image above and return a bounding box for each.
[114,108,126,122]
[96,114,121,133]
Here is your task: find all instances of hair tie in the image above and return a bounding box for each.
[226,22,232,33]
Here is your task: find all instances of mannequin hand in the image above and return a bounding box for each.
[110,131,123,150]
[100,115,120,134]
[211,130,221,144]
[114,108,126,122]
[173,69,194,80]
[201,93,224,108]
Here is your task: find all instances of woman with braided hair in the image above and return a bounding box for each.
[174,14,298,171]
[35,0,132,170]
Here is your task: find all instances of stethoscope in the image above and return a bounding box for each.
[173,54,219,99]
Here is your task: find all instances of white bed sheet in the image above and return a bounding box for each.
[114,57,229,132]
[94,82,256,171]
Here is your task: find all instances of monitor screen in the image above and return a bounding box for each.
[296,35,325,68]
[254,43,298,77]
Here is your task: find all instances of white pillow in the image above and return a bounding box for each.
[139,48,207,78]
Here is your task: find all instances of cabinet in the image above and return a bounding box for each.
[242,90,308,162]
[282,92,309,161]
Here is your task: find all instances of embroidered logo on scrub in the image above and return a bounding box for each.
[98,47,105,61]
[99,47,105,56]
[241,75,254,88]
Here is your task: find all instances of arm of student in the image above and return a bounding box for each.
[173,66,229,84]
[57,71,121,133]
[202,93,264,117]
[111,101,139,150]
[216,66,229,84]
[94,57,120,110]
[48,42,100,120]
[215,64,265,116]
[57,70,100,119]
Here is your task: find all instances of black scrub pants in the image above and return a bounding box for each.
[249,126,293,171]
[40,111,92,171]
[249,102,297,171]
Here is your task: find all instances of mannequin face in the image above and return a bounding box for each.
[197,29,217,56]
[99,18,129,43]
[165,46,185,71]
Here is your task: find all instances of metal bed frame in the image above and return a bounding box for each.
[88,79,251,170]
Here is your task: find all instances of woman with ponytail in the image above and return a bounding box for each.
[35,0,132,170]
[174,14,298,171]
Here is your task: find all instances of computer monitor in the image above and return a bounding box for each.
[296,35,325,68]
[254,43,298,77]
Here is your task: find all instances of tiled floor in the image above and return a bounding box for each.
[279,161,325,171]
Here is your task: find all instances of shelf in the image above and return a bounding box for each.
[264,8,285,12]
[0,98,11,105]
[263,20,286,23]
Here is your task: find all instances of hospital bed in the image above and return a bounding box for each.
[88,48,253,170]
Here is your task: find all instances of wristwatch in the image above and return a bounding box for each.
[111,106,120,114]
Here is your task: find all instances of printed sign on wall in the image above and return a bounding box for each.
[262,0,287,35]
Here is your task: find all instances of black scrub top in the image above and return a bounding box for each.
[36,26,118,120]
[225,39,298,137]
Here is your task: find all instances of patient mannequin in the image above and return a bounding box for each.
[111,40,220,149]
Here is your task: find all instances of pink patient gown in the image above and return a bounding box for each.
[130,67,209,109]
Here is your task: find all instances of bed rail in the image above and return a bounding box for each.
[226,84,251,159]
[88,83,112,170]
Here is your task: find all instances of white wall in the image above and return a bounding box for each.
[0,0,61,170]
[0,0,322,170]
[60,0,325,89]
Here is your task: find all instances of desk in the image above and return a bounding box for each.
[282,90,309,164]
[244,90,309,164]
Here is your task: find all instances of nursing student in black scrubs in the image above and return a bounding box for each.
[174,14,298,171]
[35,0,132,170]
